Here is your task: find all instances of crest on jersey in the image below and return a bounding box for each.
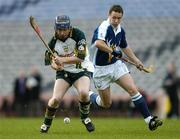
[110,44,116,50]
[63,46,69,52]
[78,45,85,51]
[100,33,104,38]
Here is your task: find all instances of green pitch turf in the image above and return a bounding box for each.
[0,117,179,139]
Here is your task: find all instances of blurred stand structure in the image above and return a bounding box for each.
[0,0,180,118]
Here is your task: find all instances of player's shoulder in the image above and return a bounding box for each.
[49,36,56,42]
[71,28,86,42]
[48,36,57,49]
[98,19,110,30]
[72,28,85,36]
[121,26,125,32]
[120,26,126,34]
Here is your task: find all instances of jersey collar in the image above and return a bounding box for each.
[107,18,121,35]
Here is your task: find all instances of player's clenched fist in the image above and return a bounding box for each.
[51,57,64,71]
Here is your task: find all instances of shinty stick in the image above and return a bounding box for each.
[120,57,154,73]
[29,16,55,57]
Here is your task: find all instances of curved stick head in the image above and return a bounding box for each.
[29,16,41,34]
[143,65,155,73]
[29,16,35,28]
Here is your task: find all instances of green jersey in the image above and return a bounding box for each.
[45,28,94,73]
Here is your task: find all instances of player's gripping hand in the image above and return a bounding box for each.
[111,50,122,58]
[135,60,144,71]
[51,57,64,71]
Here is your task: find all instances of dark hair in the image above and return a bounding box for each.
[109,5,123,15]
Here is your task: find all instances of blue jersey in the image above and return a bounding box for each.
[91,19,128,66]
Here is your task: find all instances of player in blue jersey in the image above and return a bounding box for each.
[90,5,162,131]
[40,15,94,133]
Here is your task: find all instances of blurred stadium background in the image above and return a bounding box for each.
[0,0,180,118]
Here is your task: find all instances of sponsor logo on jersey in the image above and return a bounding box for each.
[63,46,69,52]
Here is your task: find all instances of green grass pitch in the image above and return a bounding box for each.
[0,117,179,139]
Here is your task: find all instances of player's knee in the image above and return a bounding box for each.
[48,97,60,108]
[79,90,89,101]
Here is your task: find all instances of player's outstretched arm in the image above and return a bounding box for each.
[122,47,144,70]
[95,40,113,53]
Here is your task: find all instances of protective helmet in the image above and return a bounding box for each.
[54,15,71,30]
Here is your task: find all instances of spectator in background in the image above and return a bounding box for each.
[162,61,179,118]
[13,69,28,116]
[26,66,42,116]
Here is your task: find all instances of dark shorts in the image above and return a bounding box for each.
[56,70,92,86]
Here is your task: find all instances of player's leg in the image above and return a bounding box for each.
[90,65,112,108]
[73,75,95,132]
[40,79,70,133]
[90,87,111,108]
[115,73,163,131]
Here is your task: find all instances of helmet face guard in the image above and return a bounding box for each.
[54,15,71,30]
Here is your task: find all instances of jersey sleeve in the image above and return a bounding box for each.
[97,21,108,41]
[119,28,128,48]
[44,37,57,65]
[72,28,87,60]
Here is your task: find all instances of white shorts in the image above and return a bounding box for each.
[93,60,129,90]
